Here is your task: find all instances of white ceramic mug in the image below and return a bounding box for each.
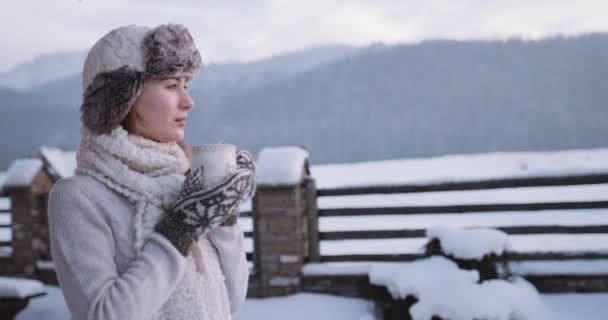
[191,143,237,188]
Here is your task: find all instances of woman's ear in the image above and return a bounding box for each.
[177,140,192,162]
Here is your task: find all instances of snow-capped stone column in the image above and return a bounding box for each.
[249,146,315,297]
[2,159,53,278]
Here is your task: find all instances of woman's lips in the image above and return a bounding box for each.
[175,118,187,127]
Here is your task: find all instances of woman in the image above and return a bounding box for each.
[48,23,254,320]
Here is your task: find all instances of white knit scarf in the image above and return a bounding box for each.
[76,125,231,320]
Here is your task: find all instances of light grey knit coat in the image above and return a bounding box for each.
[47,174,250,320]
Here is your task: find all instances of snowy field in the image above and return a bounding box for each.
[5,148,608,318]
[15,286,608,320]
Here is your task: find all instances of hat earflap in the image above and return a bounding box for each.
[81,66,145,134]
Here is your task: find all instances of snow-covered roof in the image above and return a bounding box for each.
[369,256,548,319]
[426,226,510,260]
[0,276,46,298]
[2,158,43,189]
[312,148,608,189]
[257,146,310,186]
[39,146,77,180]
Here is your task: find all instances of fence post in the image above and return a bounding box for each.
[249,146,311,297]
[2,159,53,279]
[305,178,320,263]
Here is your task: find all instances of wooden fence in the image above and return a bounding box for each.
[300,173,608,295]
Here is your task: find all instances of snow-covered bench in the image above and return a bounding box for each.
[0,277,46,320]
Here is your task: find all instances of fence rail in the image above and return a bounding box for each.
[318,251,608,263]
[320,225,608,240]
[318,201,608,216]
[317,174,608,196]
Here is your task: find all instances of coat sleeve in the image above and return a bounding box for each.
[207,222,250,317]
[48,178,188,320]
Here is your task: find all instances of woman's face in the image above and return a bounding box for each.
[124,76,194,143]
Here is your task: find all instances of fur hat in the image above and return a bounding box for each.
[81,23,203,134]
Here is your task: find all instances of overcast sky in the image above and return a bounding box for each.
[2,0,608,73]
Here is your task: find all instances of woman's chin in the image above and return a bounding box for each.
[170,129,185,142]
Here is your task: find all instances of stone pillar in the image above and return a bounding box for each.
[247,146,314,297]
[250,181,309,296]
[6,168,53,278]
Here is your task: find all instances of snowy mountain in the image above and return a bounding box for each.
[0,44,359,94]
[0,51,87,91]
[1,35,608,169]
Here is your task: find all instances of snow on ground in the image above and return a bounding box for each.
[311,148,608,189]
[16,287,375,320]
[235,293,375,320]
[368,257,548,320]
[15,285,608,320]
[16,286,69,320]
[542,293,608,320]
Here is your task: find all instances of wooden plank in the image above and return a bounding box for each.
[244,231,253,238]
[302,274,392,300]
[239,211,252,218]
[320,225,608,240]
[317,174,608,196]
[0,241,11,246]
[525,274,608,293]
[0,224,11,228]
[318,201,608,216]
[320,254,423,262]
[306,178,321,263]
[506,252,608,261]
[320,251,608,262]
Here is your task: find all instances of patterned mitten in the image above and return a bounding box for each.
[220,150,257,226]
[155,162,255,256]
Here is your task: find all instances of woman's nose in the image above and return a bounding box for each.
[180,90,194,110]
